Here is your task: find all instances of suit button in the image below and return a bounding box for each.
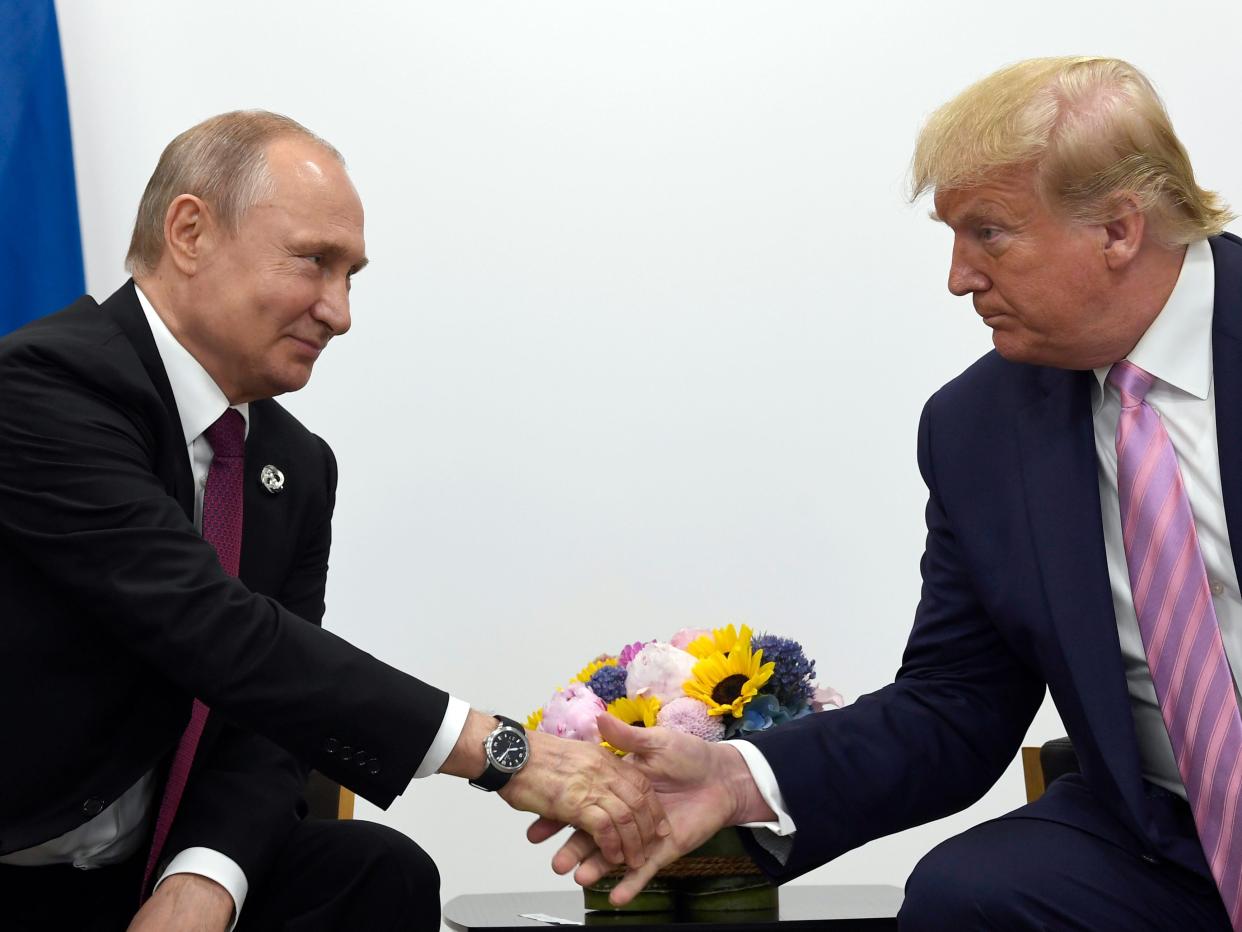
[324,738,339,755]
[368,758,382,775]
[341,745,352,758]
[82,797,105,816]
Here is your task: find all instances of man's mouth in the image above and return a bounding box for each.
[288,335,326,356]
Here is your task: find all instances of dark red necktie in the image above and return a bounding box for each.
[140,408,245,899]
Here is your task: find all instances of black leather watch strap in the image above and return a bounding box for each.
[470,762,510,792]
[469,716,527,792]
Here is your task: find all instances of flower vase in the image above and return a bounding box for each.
[583,827,778,914]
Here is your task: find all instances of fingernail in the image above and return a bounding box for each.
[658,819,672,837]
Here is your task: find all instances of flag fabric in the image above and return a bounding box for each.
[0,0,85,334]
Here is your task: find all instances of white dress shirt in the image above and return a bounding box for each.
[735,237,1235,845]
[1091,237,1240,796]
[0,284,469,926]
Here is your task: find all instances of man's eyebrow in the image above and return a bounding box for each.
[294,240,369,271]
[930,205,1011,229]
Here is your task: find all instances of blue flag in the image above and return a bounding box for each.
[0,0,84,334]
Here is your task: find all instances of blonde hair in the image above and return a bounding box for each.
[911,57,1233,244]
[125,110,343,274]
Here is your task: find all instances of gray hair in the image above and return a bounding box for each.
[125,110,344,274]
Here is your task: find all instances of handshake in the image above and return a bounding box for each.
[443,707,778,906]
[445,626,835,904]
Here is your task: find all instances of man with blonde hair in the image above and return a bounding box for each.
[0,111,668,931]
[549,57,1242,929]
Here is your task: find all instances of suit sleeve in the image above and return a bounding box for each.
[740,394,1045,880]
[162,437,340,886]
[0,330,447,808]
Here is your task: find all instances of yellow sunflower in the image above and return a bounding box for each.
[573,656,618,684]
[683,642,775,718]
[601,695,661,755]
[685,623,754,660]
[525,707,544,732]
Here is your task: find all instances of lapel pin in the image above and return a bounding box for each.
[259,464,285,495]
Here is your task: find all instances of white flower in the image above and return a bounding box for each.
[625,642,698,705]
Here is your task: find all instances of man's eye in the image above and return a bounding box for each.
[303,255,323,265]
[979,228,1002,243]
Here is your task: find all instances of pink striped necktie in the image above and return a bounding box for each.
[1111,359,1242,926]
[140,408,246,900]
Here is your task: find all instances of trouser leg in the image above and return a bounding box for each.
[237,819,440,932]
[900,794,1227,931]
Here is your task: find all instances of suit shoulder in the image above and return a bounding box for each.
[249,399,334,460]
[0,296,120,363]
[0,296,148,405]
[925,348,1046,422]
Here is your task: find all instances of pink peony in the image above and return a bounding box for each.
[670,627,711,651]
[657,697,725,741]
[625,642,698,705]
[617,641,649,668]
[538,682,606,742]
[811,684,845,712]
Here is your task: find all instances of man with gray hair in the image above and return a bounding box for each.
[552,57,1242,929]
[0,111,667,931]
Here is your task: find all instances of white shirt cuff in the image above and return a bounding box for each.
[156,847,248,932]
[414,695,471,778]
[723,739,798,836]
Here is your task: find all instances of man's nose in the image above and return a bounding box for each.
[947,251,989,297]
[314,279,352,336]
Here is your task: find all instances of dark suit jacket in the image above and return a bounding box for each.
[742,232,1242,883]
[0,282,449,883]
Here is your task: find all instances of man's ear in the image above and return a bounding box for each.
[1101,194,1146,271]
[162,194,212,275]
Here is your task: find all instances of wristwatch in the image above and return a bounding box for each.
[469,715,530,791]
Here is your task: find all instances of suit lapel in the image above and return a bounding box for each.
[1017,366,1145,812]
[98,280,195,520]
[1210,235,1242,589]
[239,401,291,587]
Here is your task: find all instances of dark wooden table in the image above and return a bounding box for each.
[443,885,902,930]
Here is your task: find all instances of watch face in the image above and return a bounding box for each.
[487,727,529,773]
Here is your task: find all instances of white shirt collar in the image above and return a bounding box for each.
[133,284,249,447]
[1092,237,1214,402]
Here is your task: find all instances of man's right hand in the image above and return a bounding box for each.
[528,714,776,906]
[498,727,671,869]
[440,709,670,870]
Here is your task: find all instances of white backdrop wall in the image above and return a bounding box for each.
[55,1,1242,923]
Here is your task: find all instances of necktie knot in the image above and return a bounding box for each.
[203,408,245,459]
[1107,360,1156,408]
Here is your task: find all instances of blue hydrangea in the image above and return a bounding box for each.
[586,664,628,705]
[752,633,816,707]
[725,693,813,739]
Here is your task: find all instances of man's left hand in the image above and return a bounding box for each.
[127,873,234,932]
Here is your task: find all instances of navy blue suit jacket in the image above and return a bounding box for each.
[744,233,1242,882]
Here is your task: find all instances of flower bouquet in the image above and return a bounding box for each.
[528,623,841,913]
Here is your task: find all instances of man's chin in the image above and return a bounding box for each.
[991,334,1041,366]
[263,365,315,399]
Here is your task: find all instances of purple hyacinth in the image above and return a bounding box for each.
[752,633,815,707]
[586,664,628,704]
